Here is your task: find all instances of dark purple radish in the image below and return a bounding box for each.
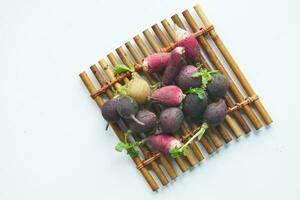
[150,85,184,107]
[162,47,187,85]
[203,99,227,127]
[174,25,201,64]
[159,107,184,134]
[143,53,170,73]
[128,110,157,134]
[116,96,144,125]
[183,93,208,120]
[176,65,201,91]
[101,99,120,122]
[172,100,227,157]
[207,74,229,99]
[148,133,182,154]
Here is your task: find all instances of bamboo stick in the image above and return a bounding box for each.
[143,29,161,53]
[133,33,213,155]
[79,72,159,191]
[225,115,241,138]
[206,129,222,149]
[152,24,170,48]
[217,124,232,143]
[162,19,177,42]
[194,4,272,125]
[225,95,251,134]
[99,57,171,185]
[180,11,263,130]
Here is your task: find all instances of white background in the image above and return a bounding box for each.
[1,0,300,199]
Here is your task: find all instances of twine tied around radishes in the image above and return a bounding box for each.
[101,25,229,158]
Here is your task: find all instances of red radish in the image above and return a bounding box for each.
[143,53,170,73]
[150,85,184,106]
[115,131,183,158]
[162,47,187,85]
[174,25,201,64]
[148,133,182,153]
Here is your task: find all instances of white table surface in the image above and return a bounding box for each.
[1,0,300,199]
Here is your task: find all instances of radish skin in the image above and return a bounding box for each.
[143,53,170,73]
[162,47,186,85]
[150,85,184,106]
[176,65,201,91]
[148,133,182,153]
[174,25,201,63]
[127,72,151,105]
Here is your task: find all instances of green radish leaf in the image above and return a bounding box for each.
[111,87,117,94]
[127,148,139,158]
[186,87,206,99]
[119,84,128,96]
[114,65,134,76]
[124,130,132,144]
[192,72,202,78]
[169,146,185,158]
[150,82,162,91]
[115,142,129,152]
[179,102,183,110]
[194,62,202,68]
[192,68,219,89]
[209,70,219,75]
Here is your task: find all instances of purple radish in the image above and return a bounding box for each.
[203,99,227,127]
[148,133,182,153]
[101,99,120,122]
[183,93,208,120]
[143,53,170,73]
[174,25,201,63]
[150,85,184,107]
[176,65,201,91]
[162,47,187,85]
[116,96,144,125]
[207,74,229,99]
[129,110,157,134]
[159,107,184,134]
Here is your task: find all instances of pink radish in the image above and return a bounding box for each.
[174,25,201,64]
[162,47,187,85]
[115,131,182,158]
[148,133,182,154]
[142,53,171,73]
[150,85,184,106]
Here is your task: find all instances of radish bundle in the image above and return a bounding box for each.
[105,26,231,158]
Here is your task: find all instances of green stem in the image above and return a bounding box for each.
[179,122,209,152]
[124,130,132,144]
